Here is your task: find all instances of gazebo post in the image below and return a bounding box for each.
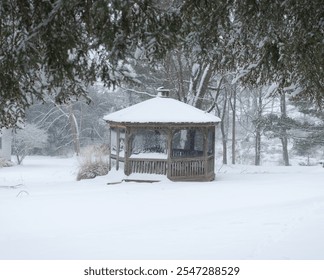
[203,126,208,178]
[124,127,130,175]
[108,126,112,171]
[116,127,120,170]
[166,127,173,180]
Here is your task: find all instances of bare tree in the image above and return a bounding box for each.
[254,89,263,166]
[68,104,81,156]
[230,88,237,164]
[12,124,48,164]
[215,88,229,164]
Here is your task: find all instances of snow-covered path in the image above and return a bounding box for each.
[0,157,324,259]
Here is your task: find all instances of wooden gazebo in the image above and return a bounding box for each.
[103,93,220,181]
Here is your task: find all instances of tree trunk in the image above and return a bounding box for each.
[69,105,80,156]
[194,64,215,109]
[280,136,289,166]
[187,62,216,109]
[255,130,261,165]
[184,129,196,152]
[280,92,289,166]
[175,51,186,102]
[215,89,228,164]
[230,90,236,164]
[254,89,262,165]
[222,137,228,164]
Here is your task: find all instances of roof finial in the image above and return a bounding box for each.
[157,86,170,98]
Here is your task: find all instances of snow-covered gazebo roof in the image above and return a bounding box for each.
[103,96,221,124]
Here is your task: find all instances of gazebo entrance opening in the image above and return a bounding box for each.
[124,127,168,175]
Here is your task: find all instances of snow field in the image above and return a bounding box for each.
[0,156,324,259]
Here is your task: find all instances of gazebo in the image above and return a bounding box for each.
[103,92,221,181]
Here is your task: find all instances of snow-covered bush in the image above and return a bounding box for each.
[76,145,109,181]
[0,158,14,168]
[12,123,48,165]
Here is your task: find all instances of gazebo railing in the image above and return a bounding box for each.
[127,158,167,175]
[126,156,215,181]
[169,156,214,179]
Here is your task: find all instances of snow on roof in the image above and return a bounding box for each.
[103,97,221,124]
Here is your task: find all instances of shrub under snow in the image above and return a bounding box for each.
[76,145,109,181]
[0,158,14,168]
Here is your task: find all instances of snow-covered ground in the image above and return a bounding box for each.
[0,156,324,260]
